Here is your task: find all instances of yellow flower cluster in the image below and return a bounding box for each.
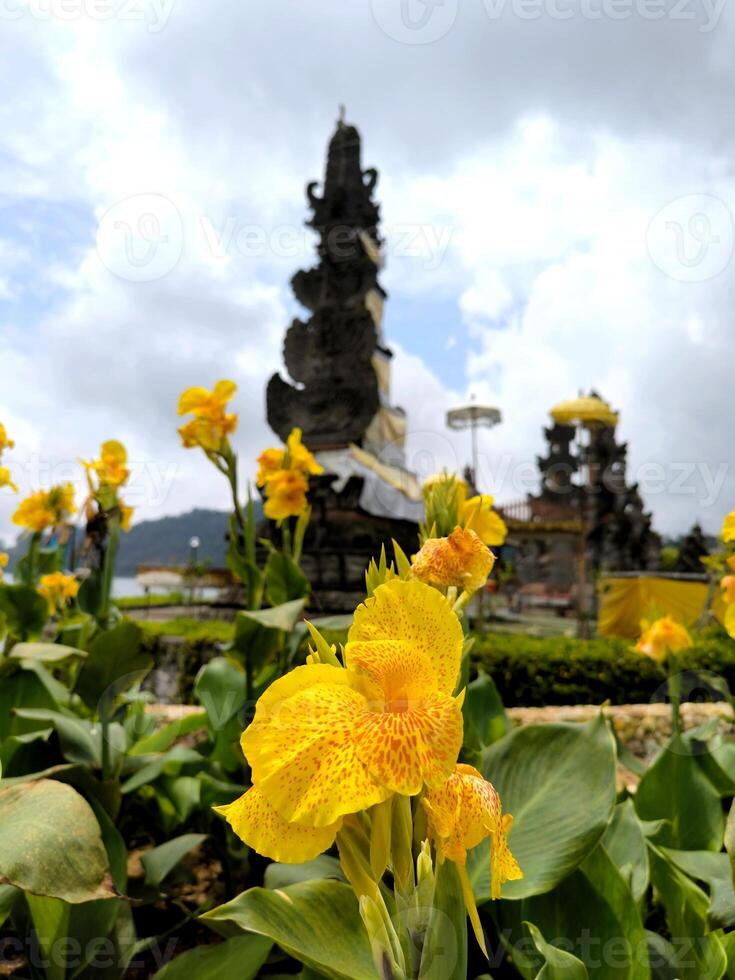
[217,577,522,938]
[177,380,238,454]
[720,554,735,639]
[0,422,17,494]
[37,571,79,614]
[256,427,323,521]
[423,472,508,547]
[634,615,692,663]
[412,526,495,594]
[82,440,134,532]
[722,509,735,544]
[13,484,76,534]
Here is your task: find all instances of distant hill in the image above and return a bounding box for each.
[2,506,263,577]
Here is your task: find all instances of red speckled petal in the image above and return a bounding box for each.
[215,785,341,863]
[242,664,390,827]
[354,692,463,796]
[347,578,463,695]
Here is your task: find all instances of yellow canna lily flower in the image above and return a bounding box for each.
[177,380,238,454]
[177,379,237,418]
[412,526,495,594]
[423,764,522,897]
[722,510,735,543]
[286,427,324,477]
[37,571,79,614]
[13,484,76,533]
[238,579,464,831]
[461,495,508,547]
[263,468,309,521]
[423,763,523,954]
[0,552,8,581]
[0,466,18,493]
[119,501,134,533]
[0,423,14,454]
[634,616,692,662]
[256,428,324,488]
[256,447,286,487]
[215,785,342,864]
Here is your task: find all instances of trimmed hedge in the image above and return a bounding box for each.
[471,629,735,706]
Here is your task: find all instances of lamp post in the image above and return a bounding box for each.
[446,399,502,489]
[188,536,200,605]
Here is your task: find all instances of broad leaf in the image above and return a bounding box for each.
[463,669,511,756]
[75,621,149,710]
[194,659,247,732]
[264,855,345,889]
[525,922,589,980]
[420,856,467,980]
[0,779,116,902]
[265,550,310,606]
[472,714,616,900]
[661,848,735,930]
[635,735,724,851]
[601,799,650,903]
[8,642,87,665]
[202,879,375,980]
[0,583,48,640]
[141,833,207,888]
[496,843,650,980]
[152,934,272,980]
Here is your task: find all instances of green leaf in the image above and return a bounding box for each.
[0,884,17,927]
[420,856,467,980]
[0,583,48,639]
[141,833,207,889]
[202,879,375,980]
[26,894,71,980]
[8,642,88,665]
[0,665,60,741]
[230,599,305,674]
[525,922,589,980]
[463,669,511,754]
[660,848,735,930]
[264,855,345,889]
[601,799,650,903]
[152,934,272,980]
[647,844,727,980]
[634,735,724,851]
[129,710,208,755]
[194,659,247,732]
[74,621,150,710]
[496,843,650,980]
[265,550,310,606]
[12,708,101,767]
[77,570,104,617]
[471,714,616,900]
[0,779,116,902]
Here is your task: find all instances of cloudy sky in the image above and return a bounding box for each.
[1,0,734,546]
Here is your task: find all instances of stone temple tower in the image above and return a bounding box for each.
[266,113,406,461]
[264,114,421,610]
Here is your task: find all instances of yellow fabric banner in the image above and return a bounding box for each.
[598,576,725,639]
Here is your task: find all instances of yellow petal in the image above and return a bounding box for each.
[177,386,211,415]
[242,664,390,827]
[411,527,494,594]
[212,379,238,406]
[461,496,508,547]
[215,785,340,862]
[355,691,463,796]
[347,579,463,696]
[423,764,523,900]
